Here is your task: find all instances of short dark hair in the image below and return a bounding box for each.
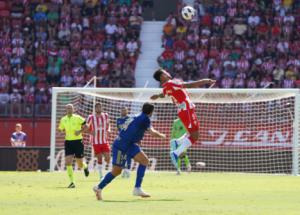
[142,102,154,115]
[153,69,164,82]
[95,102,102,107]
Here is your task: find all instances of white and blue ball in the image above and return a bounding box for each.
[181,6,196,21]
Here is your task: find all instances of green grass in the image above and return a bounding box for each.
[1,171,300,215]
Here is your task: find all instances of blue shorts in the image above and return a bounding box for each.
[112,143,141,168]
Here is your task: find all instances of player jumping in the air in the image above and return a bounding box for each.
[170,118,191,174]
[93,103,166,200]
[151,68,215,168]
[116,106,132,178]
[86,103,111,180]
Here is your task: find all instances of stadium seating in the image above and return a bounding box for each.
[0,0,143,117]
[159,0,300,89]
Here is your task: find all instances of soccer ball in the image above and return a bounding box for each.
[181,6,196,21]
[196,162,206,167]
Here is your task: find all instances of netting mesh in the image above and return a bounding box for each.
[52,89,298,174]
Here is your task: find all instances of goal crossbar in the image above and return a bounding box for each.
[52,87,299,94]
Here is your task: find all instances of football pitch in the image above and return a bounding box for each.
[1,171,300,215]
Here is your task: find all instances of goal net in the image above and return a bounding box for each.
[50,88,300,175]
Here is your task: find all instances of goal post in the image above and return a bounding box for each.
[50,89,57,172]
[292,93,300,175]
[50,87,300,175]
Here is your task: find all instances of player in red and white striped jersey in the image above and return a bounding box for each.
[151,69,215,169]
[86,103,111,179]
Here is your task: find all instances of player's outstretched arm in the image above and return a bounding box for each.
[150,93,165,100]
[183,79,216,88]
[148,127,166,139]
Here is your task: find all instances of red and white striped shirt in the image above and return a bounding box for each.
[0,74,9,88]
[212,68,221,79]
[247,79,257,88]
[283,79,294,88]
[3,47,12,56]
[262,61,275,72]
[287,59,300,67]
[244,49,253,60]
[234,78,245,88]
[174,50,185,61]
[220,50,230,60]
[87,113,110,145]
[227,7,237,17]
[196,50,208,62]
[255,43,265,54]
[214,16,226,25]
[12,47,25,57]
[221,78,233,88]
[236,59,250,70]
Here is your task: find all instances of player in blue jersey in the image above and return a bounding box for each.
[93,103,166,200]
[116,106,132,178]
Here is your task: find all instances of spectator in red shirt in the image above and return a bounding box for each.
[35,54,47,69]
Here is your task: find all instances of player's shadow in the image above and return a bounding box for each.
[141,198,183,202]
[54,186,73,189]
[103,198,183,203]
[103,200,135,203]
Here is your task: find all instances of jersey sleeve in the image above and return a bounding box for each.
[86,115,94,132]
[23,133,27,141]
[86,115,92,126]
[11,133,16,141]
[162,83,169,96]
[171,80,183,88]
[78,115,85,125]
[144,117,151,130]
[163,80,183,96]
[58,118,65,131]
[105,113,110,131]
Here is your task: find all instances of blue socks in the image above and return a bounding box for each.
[98,164,147,189]
[135,164,146,188]
[126,157,132,170]
[98,172,115,189]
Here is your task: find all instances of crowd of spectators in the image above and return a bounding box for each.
[0,0,143,117]
[159,0,300,88]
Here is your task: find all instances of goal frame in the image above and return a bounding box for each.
[50,87,300,175]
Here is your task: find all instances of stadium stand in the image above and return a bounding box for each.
[0,0,143,117]
[159,0,300,89]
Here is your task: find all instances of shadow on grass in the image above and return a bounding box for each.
[103,200,136,203]
[54,186,75,189]
[103,198,183,203]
